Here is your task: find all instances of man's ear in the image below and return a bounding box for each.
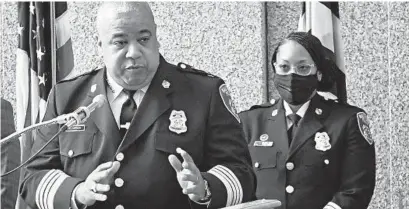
[95,34,103,56]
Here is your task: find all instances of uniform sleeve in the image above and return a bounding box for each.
[19,87,83,209]
[325,113,376,209]
[238,111,252,144]
[199,80,256,208]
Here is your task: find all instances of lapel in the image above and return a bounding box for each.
[287,94,330,159]
[268,99,289,156]
[119,57,173,151]
[86,68,121,142]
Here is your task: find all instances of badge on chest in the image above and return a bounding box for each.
[169,110,187,134]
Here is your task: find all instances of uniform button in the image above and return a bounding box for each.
[271,109,278,117]
[180,63,186,69]
[115,178,124,188]
[286,185,294,194]
[254,162,260,168]
[116,152,124,162]
[270,99,276,104]
[115,205,124,209]
[68,150,74,157]
[286,162,294,171]
[324,159,329,165]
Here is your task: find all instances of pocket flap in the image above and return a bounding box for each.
[59,131,95,158]
[249,146,278,169]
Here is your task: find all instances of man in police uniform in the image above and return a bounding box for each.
[239,32,375,209]
[20,2,255,209]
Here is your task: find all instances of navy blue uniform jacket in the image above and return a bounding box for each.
[20,57,256,209]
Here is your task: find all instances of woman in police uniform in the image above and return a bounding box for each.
[239,32,376,209]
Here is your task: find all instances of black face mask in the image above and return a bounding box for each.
[273,74,318,105]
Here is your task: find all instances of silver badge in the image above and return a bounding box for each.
[315,108,322,115]
[314,132,331,151]
[169,110,187,134]
[162,80,170,89]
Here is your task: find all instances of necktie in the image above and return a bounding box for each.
[120,89,137,138]
[287,113,301,146]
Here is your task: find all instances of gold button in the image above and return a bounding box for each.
[324,159,329,165]
[116,153,124,162]
[270,99,276,104]
[115,205,124,209]
[286,185,294,194]
[180,63,186,69]
[68,150,74,157]
[254,162,260,168]
[115,178,124,188]
[315,108,323,115]
[286,162,294,171]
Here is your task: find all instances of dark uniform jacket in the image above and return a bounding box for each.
[239,94,375,209]
[20,57,256,209]
[1,98,21,209]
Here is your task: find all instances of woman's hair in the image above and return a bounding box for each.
[271,31,337,91]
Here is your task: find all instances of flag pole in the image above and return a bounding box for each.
[50,2,57,86]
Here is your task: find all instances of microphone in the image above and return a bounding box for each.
[56,94,107,126]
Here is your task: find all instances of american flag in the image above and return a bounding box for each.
[298,2,347,104]
[15,2,73,208]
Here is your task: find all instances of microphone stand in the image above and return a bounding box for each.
[0,112,80,145]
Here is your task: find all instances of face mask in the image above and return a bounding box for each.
[273,74,318,105]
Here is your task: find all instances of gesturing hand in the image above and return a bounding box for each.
[74,161,121,206]
[168,148,206,202]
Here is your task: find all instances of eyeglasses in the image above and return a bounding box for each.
[273,62,316,76]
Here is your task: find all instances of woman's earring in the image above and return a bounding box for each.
[317,72,322,81]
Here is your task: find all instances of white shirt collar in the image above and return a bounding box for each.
[106,71,150,99]
[283,100,311,118]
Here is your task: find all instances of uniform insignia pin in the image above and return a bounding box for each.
[162,80,170,89]
[315,108,322,115]
[270,99,276,104]
[91,84,97,93]
[259,134,269,141]
[169,110,188,134]
[253,141,274,147]
[271,109,278,117]
[314,132,331,151]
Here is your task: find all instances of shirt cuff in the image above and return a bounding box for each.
[70,184,87,209]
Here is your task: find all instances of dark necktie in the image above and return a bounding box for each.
[120,89,137,138]
[287,113,301,146]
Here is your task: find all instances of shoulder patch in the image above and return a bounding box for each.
[58,67,101,83]
[249,103,274,111]
[177,62,216,77]
[356,112,373,145]
[219,84,240,123]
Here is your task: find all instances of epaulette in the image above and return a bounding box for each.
[245,98,278,111]
[317,91,338,103]
[58,67,101,84]
[177,62,216,78]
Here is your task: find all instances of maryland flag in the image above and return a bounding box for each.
[298,2,347,103]
[16,2,73,208]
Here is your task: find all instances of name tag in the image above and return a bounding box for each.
[253,141,274,147]
[65,125,86,132]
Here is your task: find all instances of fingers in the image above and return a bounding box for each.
[168,154,183,173]
[88,161,121,182]
[179,171,199,183]
[176,148,194,164]
[93,161,114,172]
[91,192,107,201]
